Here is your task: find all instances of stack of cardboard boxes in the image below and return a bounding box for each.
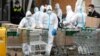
[86,17,100,28]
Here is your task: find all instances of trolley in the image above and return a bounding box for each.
[52,28,79,56]
[7,27,23,56]
[73,28,100,56]
[26,28,48,56]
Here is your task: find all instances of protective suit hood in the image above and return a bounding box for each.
[55,3,60,9]
[34,7,39,13]
[40,5,45,12]
[46,5,52,14]
[26,10,32,17]
[46,5,52,11]
[63,5,75,28]
[66,5,74,18]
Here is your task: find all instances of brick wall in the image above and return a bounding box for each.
[52,0,76,14]
[35,0,91,14]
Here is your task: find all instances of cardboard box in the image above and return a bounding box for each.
[86,17,100,28]
[18,28,29,43]
[7,28,29,46]
[2,23,18,29]
[54,30,74,46]
[7,28,22,46]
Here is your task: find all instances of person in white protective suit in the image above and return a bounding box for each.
[18,10,35,29]
[69,6,87,29]
[22,43,31,56]
[32,6,45,28]
[63,5,76,28]
[45,5,58,56]
[55,3,62,27]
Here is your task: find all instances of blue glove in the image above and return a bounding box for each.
[52,29,57,36]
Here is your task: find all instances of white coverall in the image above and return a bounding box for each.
[18,11,35,29]
[18,11,36,56]
[63,5,75,28]
[44,5,58,56]
[71,6,87,28]
[55,3,62,23]
[32,6,45,28]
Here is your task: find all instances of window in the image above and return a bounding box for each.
[0,0,10,21]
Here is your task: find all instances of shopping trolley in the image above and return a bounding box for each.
[52,28,79,56]
[73,28,100,56]
[7,27,23,56]
[26,28,48,56]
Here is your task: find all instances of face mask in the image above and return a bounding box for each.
[88,9,92,12]
[47,10,52,14]
[44,9,46,12]
[26,15,31,19]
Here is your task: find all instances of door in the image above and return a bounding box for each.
[0,0,11,21]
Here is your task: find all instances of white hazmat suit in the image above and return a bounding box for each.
[33,6,45,28]
[55,3,62,23]
[63,5,75,28]
[18,11,35,29]
[45,5,58,56]
[71,6,87,28]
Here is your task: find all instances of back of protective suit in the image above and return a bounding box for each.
[72,6,87,28]
[63,5,75,28]
[18,11,35,29]
[55,3,62,23]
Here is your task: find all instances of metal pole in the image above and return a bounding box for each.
[27,0,33,11]
[8,0,11,21]
[23,0,25,13]
[48,0,52,5]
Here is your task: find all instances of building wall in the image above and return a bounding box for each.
[52,0,76,14]
[33,0,92,14]
[92,0,100,13]
[52,0,91,14]
[36,0,48,7]
[85,0,92,13]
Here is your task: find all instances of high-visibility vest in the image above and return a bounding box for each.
[13,7,22,12]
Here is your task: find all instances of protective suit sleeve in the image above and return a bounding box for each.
[54,14,58,29]
[31,17,36,29]
[70,14,78,24]
[18,18,26,29]
[38,14,44,28]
